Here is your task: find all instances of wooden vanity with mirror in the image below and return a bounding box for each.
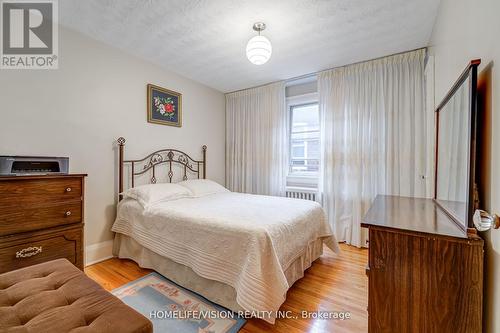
[362,60,483,333]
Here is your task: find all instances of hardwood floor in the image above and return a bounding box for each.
[85,244,368,333]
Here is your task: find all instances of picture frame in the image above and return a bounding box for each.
[147,84,182,127]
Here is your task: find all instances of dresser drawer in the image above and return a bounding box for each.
[0,177,82,209]
[0,200,82,236]
[0,225,83,273]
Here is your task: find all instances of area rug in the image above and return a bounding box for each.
[112,272,246,333]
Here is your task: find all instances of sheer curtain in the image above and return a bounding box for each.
[226,82,287,196]
[319,49,428,247]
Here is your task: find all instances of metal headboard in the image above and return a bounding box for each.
[117,137,206,200]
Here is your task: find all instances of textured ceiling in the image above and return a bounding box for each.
[59,0,440,92]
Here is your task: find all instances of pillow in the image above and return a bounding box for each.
[177,179,229,197]
[121,183,192,208]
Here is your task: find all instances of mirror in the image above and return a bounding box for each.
[435,60,480,231]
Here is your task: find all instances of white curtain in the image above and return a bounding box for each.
[319,49,428,247]
[226,82,287,196]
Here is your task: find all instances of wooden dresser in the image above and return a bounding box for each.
[0,174,86,273]
[362,195,483,333]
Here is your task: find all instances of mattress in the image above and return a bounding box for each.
[112,192,339,323]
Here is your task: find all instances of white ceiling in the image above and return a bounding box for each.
[59,0,441,93]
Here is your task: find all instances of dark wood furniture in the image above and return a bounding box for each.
[0,174,86,273]
[362,195,483,333]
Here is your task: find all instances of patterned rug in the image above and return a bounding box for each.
[112,273,246,333]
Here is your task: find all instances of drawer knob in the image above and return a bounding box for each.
[374,257,385,270]
[16,246,43,258]
[65,211,72,216]
[66,187,72,192]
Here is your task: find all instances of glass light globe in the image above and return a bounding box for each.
[246,35,272,65]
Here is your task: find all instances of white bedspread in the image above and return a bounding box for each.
[112,192,339,323]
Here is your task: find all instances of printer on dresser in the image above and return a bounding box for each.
[0,156,86,273]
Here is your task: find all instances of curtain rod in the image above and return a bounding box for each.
[226,47,427,95]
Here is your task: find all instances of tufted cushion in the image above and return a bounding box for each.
[0,259,152,333]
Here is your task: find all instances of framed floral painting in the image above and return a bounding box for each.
[147,84,182,127]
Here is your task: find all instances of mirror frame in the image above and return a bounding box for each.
[434,59,481,232]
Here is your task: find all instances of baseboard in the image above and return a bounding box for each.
[85,240,114,266]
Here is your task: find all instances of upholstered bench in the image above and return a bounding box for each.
[0,259,152,333]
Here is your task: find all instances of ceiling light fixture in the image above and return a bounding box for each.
[246,22,272,65]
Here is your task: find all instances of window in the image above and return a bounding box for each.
[289,102,320,175]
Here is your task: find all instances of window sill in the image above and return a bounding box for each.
[288,173,318,178]
[286,174,318,189]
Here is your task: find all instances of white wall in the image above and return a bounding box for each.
[429,0,500,331]
[285,80,317,97]
[0,27,226,264]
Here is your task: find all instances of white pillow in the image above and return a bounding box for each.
[177,179,229,197]
[121,183,192,208]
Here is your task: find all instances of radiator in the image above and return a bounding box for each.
[285,187,319,202]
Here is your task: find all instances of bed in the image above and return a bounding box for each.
[111,137,339,324]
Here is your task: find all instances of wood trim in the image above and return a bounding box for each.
[435,59,481,112]
[0,223,85,243]
[434,109,439,198]
[361,195,469,239]
[361,224,483,244]
[434,59,481,230]
[0,174,87,180]
[468,63,479,226]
